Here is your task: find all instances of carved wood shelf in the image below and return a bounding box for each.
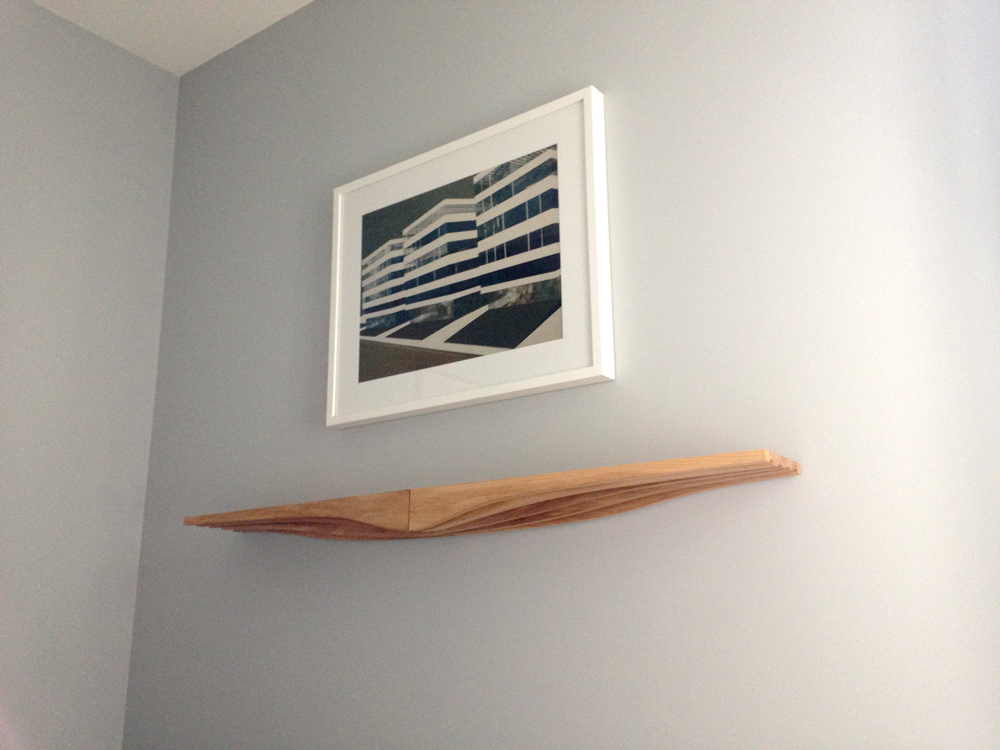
[184,450,800,541]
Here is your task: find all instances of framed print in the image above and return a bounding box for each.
[327,86,613,427]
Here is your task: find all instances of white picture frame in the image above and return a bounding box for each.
[327,86,613,427]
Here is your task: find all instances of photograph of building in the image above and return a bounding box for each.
[358,145,561,382]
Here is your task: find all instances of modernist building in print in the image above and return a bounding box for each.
[358,146,561,382]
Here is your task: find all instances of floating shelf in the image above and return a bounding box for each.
[184,450,800,541]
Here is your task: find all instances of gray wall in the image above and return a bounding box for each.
[0,2,177,748]
[126,1,999,748]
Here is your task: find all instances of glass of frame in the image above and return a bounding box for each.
[327,86,613,427]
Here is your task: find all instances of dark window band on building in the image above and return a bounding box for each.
[480,221,559,264]
[477,189,559,242]
[477,253,561,289]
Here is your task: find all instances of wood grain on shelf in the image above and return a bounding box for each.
[183,490,410,539]
[183,450,800,540]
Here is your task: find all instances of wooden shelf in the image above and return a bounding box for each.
[184,450,800,540]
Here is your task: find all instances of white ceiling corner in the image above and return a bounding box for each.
[32,0,316,76]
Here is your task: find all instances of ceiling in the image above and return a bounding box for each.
[32,0,316,76]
